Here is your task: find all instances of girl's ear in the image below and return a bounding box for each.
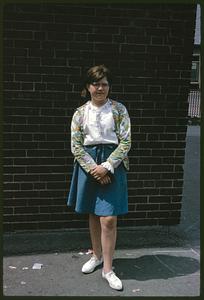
[81,88,87,98]
[86,84,90,91]
[81,85,90,98]
[108,84,111,97]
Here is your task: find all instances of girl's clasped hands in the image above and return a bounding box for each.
[90,165,111,185]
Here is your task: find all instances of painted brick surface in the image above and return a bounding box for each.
[3,4,196,231]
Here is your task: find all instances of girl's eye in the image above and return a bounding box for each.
[92,83,109,88]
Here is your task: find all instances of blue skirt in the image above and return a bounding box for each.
[67,144,128,216]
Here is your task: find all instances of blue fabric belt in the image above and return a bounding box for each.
[84,143,117,164]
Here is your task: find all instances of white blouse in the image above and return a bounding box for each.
[83,99,118,145]
[83,99,118,173]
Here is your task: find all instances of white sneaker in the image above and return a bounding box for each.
[82,255,103,273]
[102,270,123,290]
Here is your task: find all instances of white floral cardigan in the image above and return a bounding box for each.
[70,99,131,173]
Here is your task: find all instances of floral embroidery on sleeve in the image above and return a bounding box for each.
[71,108,97,173]
[106,101,131,170]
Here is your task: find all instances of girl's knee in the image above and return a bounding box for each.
[100,216,117,231]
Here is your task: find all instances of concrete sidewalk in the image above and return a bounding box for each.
[3,126,200,297]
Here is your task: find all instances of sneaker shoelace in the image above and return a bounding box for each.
[90,255,100,262]
[106,271,119,282]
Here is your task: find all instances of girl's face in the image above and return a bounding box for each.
[87,77,110,106]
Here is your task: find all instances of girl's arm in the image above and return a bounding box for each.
[71,110,97,173]
[105,104,131,171]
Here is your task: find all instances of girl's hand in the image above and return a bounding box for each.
[98,174,111,185]
[90,165,108,180]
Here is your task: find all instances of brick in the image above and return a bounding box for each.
[35,142,65,150]
[27,214,51,222]
[155,180,172,187]
[4,82,21,90]
[27,65,54,75]
[34,31,46,40]
[27,198,52,206]
[3,56,14,65]
[29,48,54,58]
[142,109,164,117]
[147,45,170,54]
[160,188,183,195]
[4,214,28,222]
[14,207,39,214]
[40,91,66,100]
[38,124,65,132]
[160,203,182,210]
[13,174,39,182]
[93,25,118,34]
[151,165,174,172]
[15,40,40,49]
[88,33,112,43]
[153,118,177,125]
[15,73,41,82]
[158,218,180,225]
[46,83,72,91]
[41,58,67,66]
[47,32,74,41]
[4,182,20,191]
[124,85,146,93]
[129,188,159,196]
[146,28,169,37]
[9,141,39,149]
[34,83,46,91]
[21,83,34,91]
[137,204,159,211]
[41,23,68,32]
[163,141,186,148]
[139,156,162,164]
[160,133,177,140]
[4,73,14,81]
[162,172,184,180]
[3,21,41,31]
[5,47,27,57]
[43,4,95,16]
[137,173,160,180]
[149,196,171,203]
[4,207,14,215]
[148,211,169,218]
[128,180,143,188]
[68,24,93,33]
[13,124,40,132]
[8,222,39,231]
[4,149,26,157]
[5,12,53,22]
[4,133,21,141]
[94,43,119,53]
[4,30,33,39]
[151,36,164,44]
[15,57,40,66]
[121,44,146,54]
[42,75,67,83]
[73,33,87,42]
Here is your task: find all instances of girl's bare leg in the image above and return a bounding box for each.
[89,214,102,259]
[100,216,117,273]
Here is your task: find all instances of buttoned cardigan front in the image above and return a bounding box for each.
[70,99,131,173]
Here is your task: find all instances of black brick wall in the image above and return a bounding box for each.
[3,4,196,231]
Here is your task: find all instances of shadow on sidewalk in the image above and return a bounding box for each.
[113,254,200,280]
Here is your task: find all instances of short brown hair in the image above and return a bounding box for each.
[81,64,112,98]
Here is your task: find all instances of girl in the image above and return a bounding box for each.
[67,65,131,290]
